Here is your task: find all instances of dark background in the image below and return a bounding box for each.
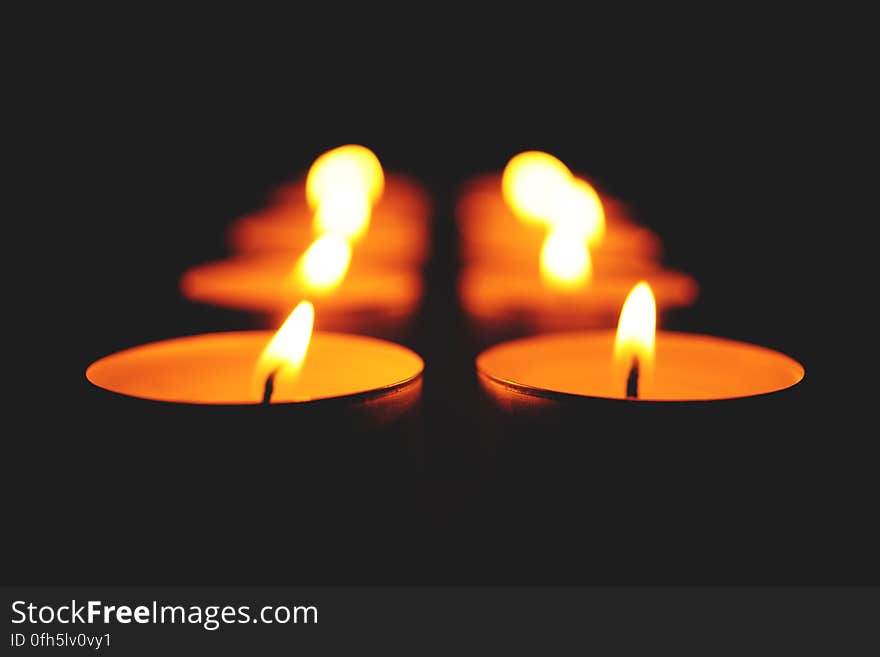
[7,12,866,585]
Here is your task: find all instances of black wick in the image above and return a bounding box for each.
[626,357,640,399]
[262,369,279,405]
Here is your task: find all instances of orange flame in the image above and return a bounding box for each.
[295,234,352,294]
[306,145,384,241]
[547,177,605,245]
[254,300,315,399]
[312,191,372,242]
[540,229,593,289]
[306,144,384,206]
[502,151,573,224]
[613,282,656,391]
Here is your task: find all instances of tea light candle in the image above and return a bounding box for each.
[456,173,661,267]
[460,266,698,335]
[228,174,430,268]
[473,281,806,587]
[84,300,424,545]
[180,253,422,332]
[87,302,423,410]
[477,282,803,406]
[458,153,697,340]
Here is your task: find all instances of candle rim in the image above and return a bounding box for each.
[86,330,424,407]
[88,373,424,409]
[476,330,805,404]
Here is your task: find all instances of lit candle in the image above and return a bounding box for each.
[473,283,807,565]
[228,146,431,268]
[477,282,803,407]
[180,252,422,334]
[460,261,697,339]
[457,163,662,269]
[87,301,424,418]
[458,152,697,340]
[181,146,426,335]
[83,300,424,550]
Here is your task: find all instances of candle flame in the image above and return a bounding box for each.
[540,229,593,290]
[546,177,605,246]
[255,300,315,398]
[613,282,656,389]
[296,234,353,294]
[312,190,373,242]
[502,151,573,224]
[306,144,384,206]
[306,145,384,241]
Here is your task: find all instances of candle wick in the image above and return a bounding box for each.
[626,357,640,399]
[262,368,279,405]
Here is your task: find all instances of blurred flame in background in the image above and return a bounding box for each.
[502,151,572,224]
[306,145,384,241]
[540,229,593,289]
[503,151,606,290]
[312,190,372,242]
[296,234,353,294]
[547,177,605,245]
[292,145,385,293]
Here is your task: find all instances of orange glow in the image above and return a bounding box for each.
[456,174,664,267]
[501,151,573,224]
[312,188,372,241]
[305,145,384,241]
[179,255,424,320]
[613,282,656,386]
[306,144,385,206]
[477,331,804,402]
[86,331,424,405]
[296,234,352,294]
[547,177,605,245]
[255,300,315,396]
[539,229,592,290]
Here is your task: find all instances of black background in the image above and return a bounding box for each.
[6,10,867,586]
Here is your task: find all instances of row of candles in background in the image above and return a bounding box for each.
[459,151,696,336]
[179,146,695,336]
[180,145,429,333]
[87,145,804,409]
